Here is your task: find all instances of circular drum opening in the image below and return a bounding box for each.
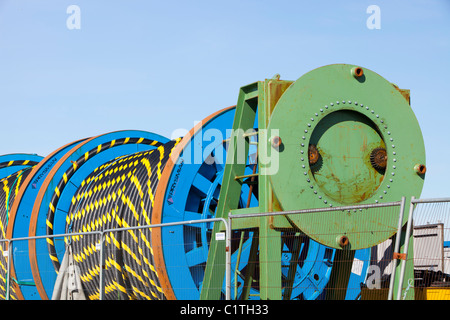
[308,110,386,204]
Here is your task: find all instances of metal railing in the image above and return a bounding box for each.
[228,196,406,300]
[2,196,450,300]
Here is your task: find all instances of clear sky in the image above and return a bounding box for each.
[0,0,449,201]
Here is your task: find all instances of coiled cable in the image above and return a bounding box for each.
[45,137,165,272]
[65,138,180,300]
[0,167,35,300]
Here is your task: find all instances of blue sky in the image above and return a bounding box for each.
[0,0,449,200]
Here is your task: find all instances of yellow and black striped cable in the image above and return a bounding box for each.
[64,138,180,300]
[45,137,164,272]
[0,160,39,171]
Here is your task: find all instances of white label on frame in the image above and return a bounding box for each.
[351,258,364,276]
[215,232,225,241]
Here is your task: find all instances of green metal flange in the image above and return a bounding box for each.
[267,64,425,250]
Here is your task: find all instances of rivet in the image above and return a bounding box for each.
[366,106,369,110]
[390,138,393,141]
[301,143,305,147]
[301,158,304,161]
[387,131,391,135]
[355,101,358,105]
[314,190,317,194]
[308,123,311,127]
[302,164,305,168]
[304,172,307,175]
[305,130,308,133]
[393,151,396,155]
[342,101,346,104]
[380,120,384,123]
[307,178,310,182]
[310,185,314,188]
[324,200,327,204]
[389,179,393,182]
[302,136,306,140]
[330,103,334,106]
[320,109,323,112]
[380,196,383,199]
[375,200,379,203]
[393,165,396,169]
[391,172,395,176]
[348,101,351,104]
[330,204,333,207]
[387,185,390,188]
[336,101,340,104]
[376,114,379,118]
[325,105,328,109]
[315,113,318,116]
[392,145,395,148]
[360,104,363,107]
[319,196,322,199]
[384,191,387,194]
[371,110,375,114]
[301,150,304,154]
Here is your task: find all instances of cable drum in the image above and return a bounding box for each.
[45,136,167,273]
[0,160,39,176]
[0,154,42,180]
[64,138,180,300]
[0,168,34,300]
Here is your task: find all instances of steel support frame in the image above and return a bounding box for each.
[200,77,296,300]
[199,75,428,301]
[200,81,259,300]
[201,76,403,301]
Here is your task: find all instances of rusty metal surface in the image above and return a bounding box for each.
[267,64,426,250]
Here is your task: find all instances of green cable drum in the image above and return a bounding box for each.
[267,64,426,250]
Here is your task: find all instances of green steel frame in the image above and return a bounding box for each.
[200,65,425,300]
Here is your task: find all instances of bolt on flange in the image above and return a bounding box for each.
[351,67,364,78]
[271,136,282,149]
[337,235,349,248]
[414,164,426,175]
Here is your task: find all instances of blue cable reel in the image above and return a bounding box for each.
[346,249,372,300]
[6,139,87,300]
[0,153,43,180]
[153,107,256,300]
[154,106,371,300]
[26,130,169,300]
[0,153,43,300]
[279,234,372,300]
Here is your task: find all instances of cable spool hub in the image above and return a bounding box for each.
[267,64,426,250]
